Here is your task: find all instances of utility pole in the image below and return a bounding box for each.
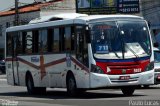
[15,0,19,25]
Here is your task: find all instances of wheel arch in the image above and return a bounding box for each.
[66,70,76,86]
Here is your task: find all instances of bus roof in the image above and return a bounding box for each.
[29,13,88,24]
[76,14,143,21]
[6,13,144,32]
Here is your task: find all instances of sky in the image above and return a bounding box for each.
[0,0,50,11]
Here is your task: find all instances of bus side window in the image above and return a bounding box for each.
[22,32,27,54]
[32,30,39,53]
[25,31,33,54]
[71,26,75,51]
[39,29,48,53]
[16,32,23,55]
[12,32,18,56]
[54,28,60,52]
[76,32,83,62]
[47,28,53,52]
[48,26,75,53]
[59,27,65,52]
[83,31,89,67]
[65,27,71,51]
[6,33,12,56]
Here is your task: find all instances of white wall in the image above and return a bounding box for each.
[40,0,76,16]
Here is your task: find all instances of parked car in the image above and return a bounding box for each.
[143,48,160,88]
[153,48,160,84]
[0,59,5,74]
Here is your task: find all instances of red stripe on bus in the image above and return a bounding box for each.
[18,58,39,70]
[6,57,89,73]
[5,57,66,70]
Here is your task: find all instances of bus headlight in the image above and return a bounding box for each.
[145,61,154,71]
[91,64,104,74]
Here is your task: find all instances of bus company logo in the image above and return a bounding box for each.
[122,69,127,74]
[31,57,40,62]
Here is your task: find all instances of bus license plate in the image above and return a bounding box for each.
[119,76,130,80]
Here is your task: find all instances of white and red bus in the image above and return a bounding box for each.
[5,13,154,96]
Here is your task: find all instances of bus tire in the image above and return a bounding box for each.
[26,73,36,94]
[121,86,135,96]
[66,72,77,96]
[26,74,46,94]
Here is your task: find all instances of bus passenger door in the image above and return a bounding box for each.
[76,26,89,67]
[75,26,89,87]
[12,35,19,85]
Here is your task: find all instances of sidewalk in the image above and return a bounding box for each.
[0,74,6,79]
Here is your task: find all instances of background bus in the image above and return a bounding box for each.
[5,13,154,96]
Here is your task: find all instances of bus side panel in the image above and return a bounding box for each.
[7,54,91,89]
[46,54,90,89]
[18,56,41,87]
[43,54,66,88]
[45,54,90,89]
[69,56,90,89]
[13,54,66,88]
[74,69,90,89]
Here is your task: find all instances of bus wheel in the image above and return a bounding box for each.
[26,74,46,94]
[26,74,36,94]
[67,73,77,96]
[121,86,135,96]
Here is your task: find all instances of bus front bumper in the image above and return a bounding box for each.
[89,70,154,88]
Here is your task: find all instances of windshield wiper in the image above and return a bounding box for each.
[125,44,139,58]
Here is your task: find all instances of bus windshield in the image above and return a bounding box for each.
[90,20,151,59]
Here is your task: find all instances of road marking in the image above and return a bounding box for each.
[0,86,11,87]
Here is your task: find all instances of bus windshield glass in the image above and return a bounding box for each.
[90,20,151,59]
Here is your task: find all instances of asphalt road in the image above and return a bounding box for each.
[0,74,160,106]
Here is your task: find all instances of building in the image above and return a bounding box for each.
[141,0,160,35]
[0,4,39,58]
[0,0,75,58]
[41,0,75,16]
